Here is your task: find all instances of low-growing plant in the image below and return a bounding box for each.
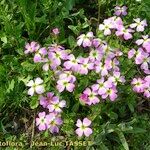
[0,0,150,150]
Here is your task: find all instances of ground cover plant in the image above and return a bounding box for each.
[0,0,150,150]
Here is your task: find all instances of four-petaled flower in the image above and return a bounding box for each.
[114,6,127,16]
[75,118,93,137]
[36,112,47,131]
[130,18,147,32]
[26,78,45,96]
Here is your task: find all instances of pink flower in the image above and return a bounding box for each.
[79,94,88,105]
[143,76,150,98]
[25,41,40,54]
[135,49,150,71]
[56,77,75,92]
[99,19,114,35]
[95,61,109,76]
[135,35,150,53]
[108,72,125,86]
[116,26,134,40]
[75,118,93,137]
[130,18,147,32]
[78,57,94,75]
[52,28,60,35]
[26,78,45,96]
[89,50,103,62]
[131,78,145,93]
[46,113,63,134]
[92,77,108,95]
[36,112,47,131]
[63,54,80,72]
[114,6,127,16]
[40,92,54,108]
[33,47,47,63]
[47,96,66,113]
[83,88,100,105]
[49,49,68,66]
[77,32,93,47]
[42,57,58,71]
[59,71,76,83]
[48,44,65,52]
[102,86,118,101]
[110,16,123,29]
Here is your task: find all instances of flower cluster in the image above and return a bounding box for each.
[128,48,150,74]
[25,42,69,71]
[36,92,66,133]
[77,36,125,104]
[24,6,149,138]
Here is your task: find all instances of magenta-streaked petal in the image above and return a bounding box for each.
[83,88,91,95]
[109,92,117,101]
[91,84,99,91]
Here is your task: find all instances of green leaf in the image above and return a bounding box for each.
[99,141,109,150]
[68,25,79,35]
[1,37,7,43]
[117,131,129,150]
[21,61,36,71]
[68,35,76,48]
[71,102,79,112]
[65,0,75,11]
[30,97,39,109]
[7,79,15,93]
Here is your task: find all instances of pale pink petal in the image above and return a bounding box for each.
[75,128,83,137]
[35,85,45,94]
[76,119,82,127]
[84,128,93,137]
[83,118,91,126]
[66,83,75,92]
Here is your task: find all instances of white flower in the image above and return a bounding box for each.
[26,78,45,96]
[99,19,114,35]
[130,18,147,32]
